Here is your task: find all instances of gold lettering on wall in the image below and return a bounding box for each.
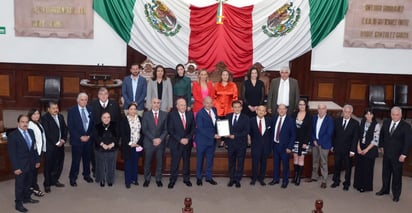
[0,75,10,96]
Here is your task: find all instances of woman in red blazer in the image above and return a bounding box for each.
[192,70,215,116]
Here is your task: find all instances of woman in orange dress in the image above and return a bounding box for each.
[192,69,215,116]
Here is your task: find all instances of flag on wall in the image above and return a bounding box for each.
[94,0,347,77]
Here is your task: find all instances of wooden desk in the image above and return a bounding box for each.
[309,101,343,118]
[0,139,14,181]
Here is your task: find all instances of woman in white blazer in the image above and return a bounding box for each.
[146,65,173,112]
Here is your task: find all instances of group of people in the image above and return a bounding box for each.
[7,62,411,212]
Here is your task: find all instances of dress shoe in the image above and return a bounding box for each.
[281,182,288,188]
[306,178,317,183]
[375,190,389,196]
[54,181,65,187]
[206,179,218,185]
[268,180,279,185]
[393,197,400,202]
[235,182,241,188]
[108,183,113,187]
[126,184,131,189]
[343,185,349,191]
[44,187,51,193]
[196,179,202,186]
[100,182,105,187]
[23,198,39,204]
[320,182,327,189]
[70,181,77,187]
[183,181,192,187]
[156,181,163,187]
[15,205,28,213]
[84,176,94,183]
[143,181,150,187]
[259,180,266,186]
[168,181,175,189]
[132,181,139,186]
[330,182,339,188]
[250,180,256,185]
[227,181,234,187]
[359,188,365,193]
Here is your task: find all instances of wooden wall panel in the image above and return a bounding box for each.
[317,83,334,98]
[0,75,10,96]
[349,84,367,100]
[27,76,44,93]
[63,77,80,94]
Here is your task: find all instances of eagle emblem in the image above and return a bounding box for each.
[262,2,300,37]
[144,0,181,36]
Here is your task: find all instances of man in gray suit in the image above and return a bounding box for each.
[142,98,168,187]
[267,66,300,115]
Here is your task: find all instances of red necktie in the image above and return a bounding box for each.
[208,110,212,119]
[259,119,263,136]
[275,117,282,142]
[181,113,186,129]
[154,112,158,126]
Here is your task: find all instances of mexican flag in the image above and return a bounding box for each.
[94,0,347,77]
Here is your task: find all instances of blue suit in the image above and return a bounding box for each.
[271,115,296,184]
[311,115,334,149]
[67,105,94,182]
[122,75,147,110]
[195,107,217,180]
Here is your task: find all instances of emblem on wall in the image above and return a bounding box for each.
[144,0,181,36]
[262,2,300,37]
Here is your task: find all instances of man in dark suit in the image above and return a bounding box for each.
[267,66,300,115]
[67,92,94,187]
[167,98,195,188]
[249,105,272,186]
[142,98,168,187]
[41,101,68,193]
[268,104,296,188]
[195,96,220,186]
[308,103,334,189]
[122,63,147,116]
[225,100,250,188]
[376,106,411,202]
[8,115,40,212]
[331,104,360,190]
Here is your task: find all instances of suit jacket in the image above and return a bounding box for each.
[167,110,195,150]
[142,110,168,147]
[225,113,250,149]
[332,117,360,154]
[267,77,300,113]
[271,114,296,150]
[41,112,68,151]
[250,116,273,156]
[311,115,334,149]
[145,78,173,111]
[119,115,143,160]
[195,107,217,146]
[67,105,94,146]
[89,99,121,124]
[192,81,215,113]
[7,128,40,173]
[379,119,411,158]
[93,121,119,152]
[122,75,147,110]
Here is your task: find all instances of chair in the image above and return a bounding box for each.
[39,76,61,111]
[394,84,412,119]
[369,85,391,118]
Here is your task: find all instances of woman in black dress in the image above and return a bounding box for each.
[291,98,312,185]
[353,108,380,192]
[242,67,265,117]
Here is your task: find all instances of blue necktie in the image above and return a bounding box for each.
[23,130,32,150]
[81,108,88,131]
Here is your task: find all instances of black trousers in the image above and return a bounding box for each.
[227,144,246,182]
[169,145,192,182]
[15,169,33,204]
[43,146,65,187]
[381,155,403,198]
[332,152,352,186]
[69,142,92,181]
[251,146,268,182]
[353,155,375,191]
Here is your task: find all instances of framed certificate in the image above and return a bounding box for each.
[217,119,230,137]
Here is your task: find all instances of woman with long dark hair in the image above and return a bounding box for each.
[242,67,265,117]
[172,64,192,110]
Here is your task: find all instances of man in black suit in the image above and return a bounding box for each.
[67,92,94,187]
[167,98,195,188]
[8,115,40,212]
[331,104,360,191]
[142,98,168,187]
[249,105,272,186]
[225,100,250,188]
[376,106,411,202]
[41,101,68,193]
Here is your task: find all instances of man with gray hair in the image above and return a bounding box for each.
[330,104,360,191]
[376,106,411,202]
[267,66,300,115]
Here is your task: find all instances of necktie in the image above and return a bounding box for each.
[102,103,106,109]
[259,119,263,136]
[23,130,32,150]
[390,122,396,135]
[81,108,88,131]
[233,115,238,125]
[343,119,347,130]
[181,113,186,129]
[54,115,60,127]
[208,110,212,119]
[154,112,158,126]
[275,117,282,142]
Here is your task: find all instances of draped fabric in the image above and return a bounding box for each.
[94,0,348,77]
[189,4,253,77]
